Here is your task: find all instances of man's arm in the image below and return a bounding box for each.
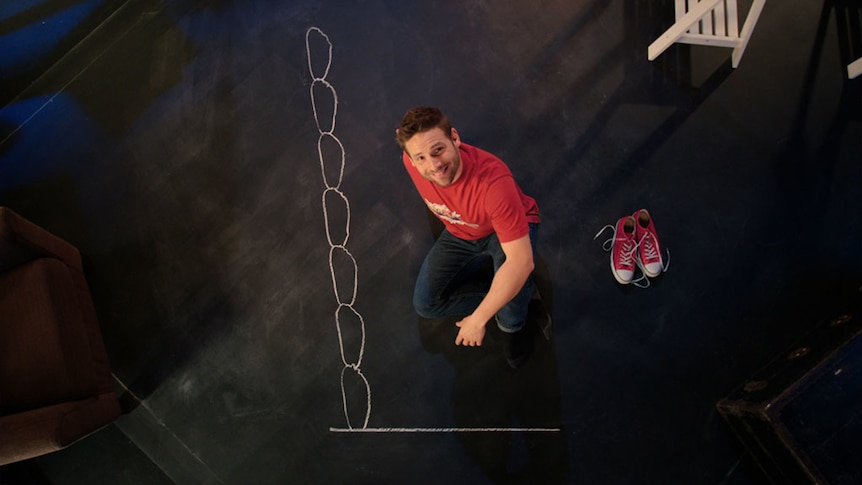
[455,233,534,346]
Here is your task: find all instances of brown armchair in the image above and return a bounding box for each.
[0,207,120,465]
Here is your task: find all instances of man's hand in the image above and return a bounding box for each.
[453,233,533,348]
[455,315,487,346]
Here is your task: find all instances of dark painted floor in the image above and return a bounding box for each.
[1,0,861,483]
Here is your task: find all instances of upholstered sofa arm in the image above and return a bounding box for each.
[0,207,82,273]
[0,393,120,466]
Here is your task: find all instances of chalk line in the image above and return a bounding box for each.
[330,427,562,433]
[111,374,227,484]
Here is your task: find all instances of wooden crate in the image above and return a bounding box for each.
[717,298,862,484]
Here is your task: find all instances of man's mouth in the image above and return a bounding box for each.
[433,166,449,178]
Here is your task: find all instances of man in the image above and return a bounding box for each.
[396,107,541,368]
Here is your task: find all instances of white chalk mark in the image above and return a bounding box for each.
[322,188,350,247]
[328,245,358,306]
[329,427,562,433]
[336,303,365,367]
[310,79,337,134]
[340,366,372,430]
[307,26,371,430]
[317,133,345,189]
[305,27,332,81]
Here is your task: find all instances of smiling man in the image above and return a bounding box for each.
[396,107,541,368]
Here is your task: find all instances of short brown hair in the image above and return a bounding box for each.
[395,106,452,150]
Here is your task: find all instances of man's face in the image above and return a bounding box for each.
[404,127,463,187]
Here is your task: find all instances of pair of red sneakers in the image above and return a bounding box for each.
[595,209,668,287]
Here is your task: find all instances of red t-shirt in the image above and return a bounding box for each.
[402,142,540,242]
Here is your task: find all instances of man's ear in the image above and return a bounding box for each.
[451,128,461,148]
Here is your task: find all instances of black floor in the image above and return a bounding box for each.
[1,0,861,483]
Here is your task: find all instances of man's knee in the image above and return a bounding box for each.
[413,290,439,319]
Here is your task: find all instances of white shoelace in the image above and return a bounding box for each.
[593,224,650,288]
[637,233,671,273]
[641,234,657,259]
[617,237,637,269]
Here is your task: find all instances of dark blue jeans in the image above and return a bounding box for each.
[413,223,539,333]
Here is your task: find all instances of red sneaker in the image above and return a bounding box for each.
[633,209,665,278]
[610,216,637,284]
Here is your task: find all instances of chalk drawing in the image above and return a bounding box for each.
[306,26,371,430]
[306,26,559,435]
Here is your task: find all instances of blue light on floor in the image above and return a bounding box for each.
[0,0,102,77]
[0,94,102,192]
[0,0,50,19]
